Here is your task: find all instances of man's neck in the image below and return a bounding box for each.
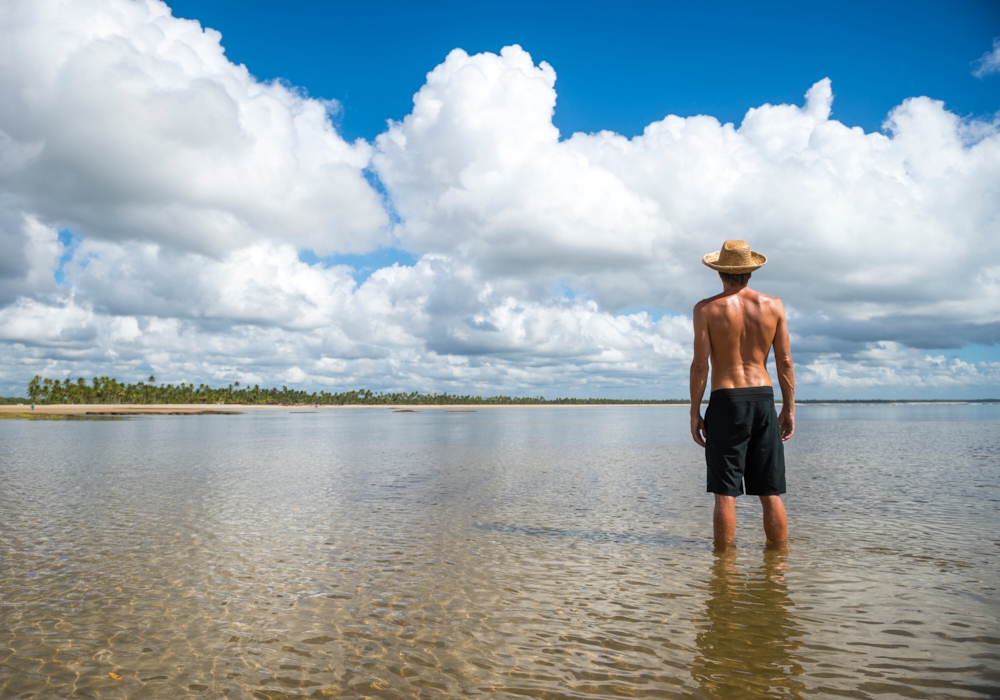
[720,283,749,296]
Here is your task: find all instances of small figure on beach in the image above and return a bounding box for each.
[689,240,795,549]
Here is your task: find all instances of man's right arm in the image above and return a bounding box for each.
[690,302,711,447]
[772,300,795,441]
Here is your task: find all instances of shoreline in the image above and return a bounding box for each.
[0,400,996,416]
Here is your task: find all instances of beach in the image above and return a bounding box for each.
[0,403,686,416]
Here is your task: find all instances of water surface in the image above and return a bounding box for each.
[1,405,998,698]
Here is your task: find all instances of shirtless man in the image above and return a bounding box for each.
[689,239,795,549]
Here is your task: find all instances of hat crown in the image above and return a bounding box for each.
[718,239,752,267]
[702,239,766,272]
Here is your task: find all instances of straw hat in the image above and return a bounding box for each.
[702,239,767,273]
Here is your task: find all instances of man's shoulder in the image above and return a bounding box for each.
[750,289,785,309]
[694,288,786,316]
[736,287,782,305]
[745,289,787,324]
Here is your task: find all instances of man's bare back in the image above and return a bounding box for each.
[694,287,793,395]
[689,240,795,548]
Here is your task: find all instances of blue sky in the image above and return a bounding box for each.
[169,0,1000,141]
[0,0,998,399]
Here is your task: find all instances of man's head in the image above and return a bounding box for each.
[702,240,766,281]
[718,271,751,287]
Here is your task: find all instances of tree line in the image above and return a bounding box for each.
[24,375,685,406]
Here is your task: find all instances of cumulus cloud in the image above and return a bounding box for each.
[799,342,1000,394]
[0,3,997,398]
[376,46,1000,351]
[374,47,663,282]
[0,213,63,304]
[0,0,387,256]
[973,38,1000,78]
[0,248,695,396]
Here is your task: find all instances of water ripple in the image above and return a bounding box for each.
[0,405,997,698]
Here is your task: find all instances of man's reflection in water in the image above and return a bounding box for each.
[692,547,804,699]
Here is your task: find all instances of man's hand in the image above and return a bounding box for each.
[779,408,795,441]
[691,412,707,447]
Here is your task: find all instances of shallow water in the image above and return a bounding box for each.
[0,405,998,699]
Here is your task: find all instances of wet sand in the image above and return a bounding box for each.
[0,404,244,416]
[0,403,684,416]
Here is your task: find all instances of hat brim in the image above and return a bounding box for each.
[702,250,767,273]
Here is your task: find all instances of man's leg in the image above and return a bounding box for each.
[759,495,787,544]
[713,494,737,549]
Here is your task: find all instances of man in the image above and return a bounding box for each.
[689,239,795,549]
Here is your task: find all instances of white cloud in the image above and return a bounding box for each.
[375,47,664,285]
[0,249,696,397]
[0,0,387,256]
[0,214,63,303]
[0,5,997,398]
[799,342,1000,393]
[66,239,361,330]
[375,46,1000,346]
[973,38,1000,78]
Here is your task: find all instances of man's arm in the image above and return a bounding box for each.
[690,303,711,447]
[772,300,795,441]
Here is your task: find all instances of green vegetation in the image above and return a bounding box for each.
[0,397,29,405]
[25,376,997,406]
[26,375,687,406]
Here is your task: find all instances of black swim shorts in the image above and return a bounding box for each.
[704,386,786,497]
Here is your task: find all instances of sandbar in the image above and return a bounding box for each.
[0,403,688,416]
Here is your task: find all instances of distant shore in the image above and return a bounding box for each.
[13,375,999,409]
